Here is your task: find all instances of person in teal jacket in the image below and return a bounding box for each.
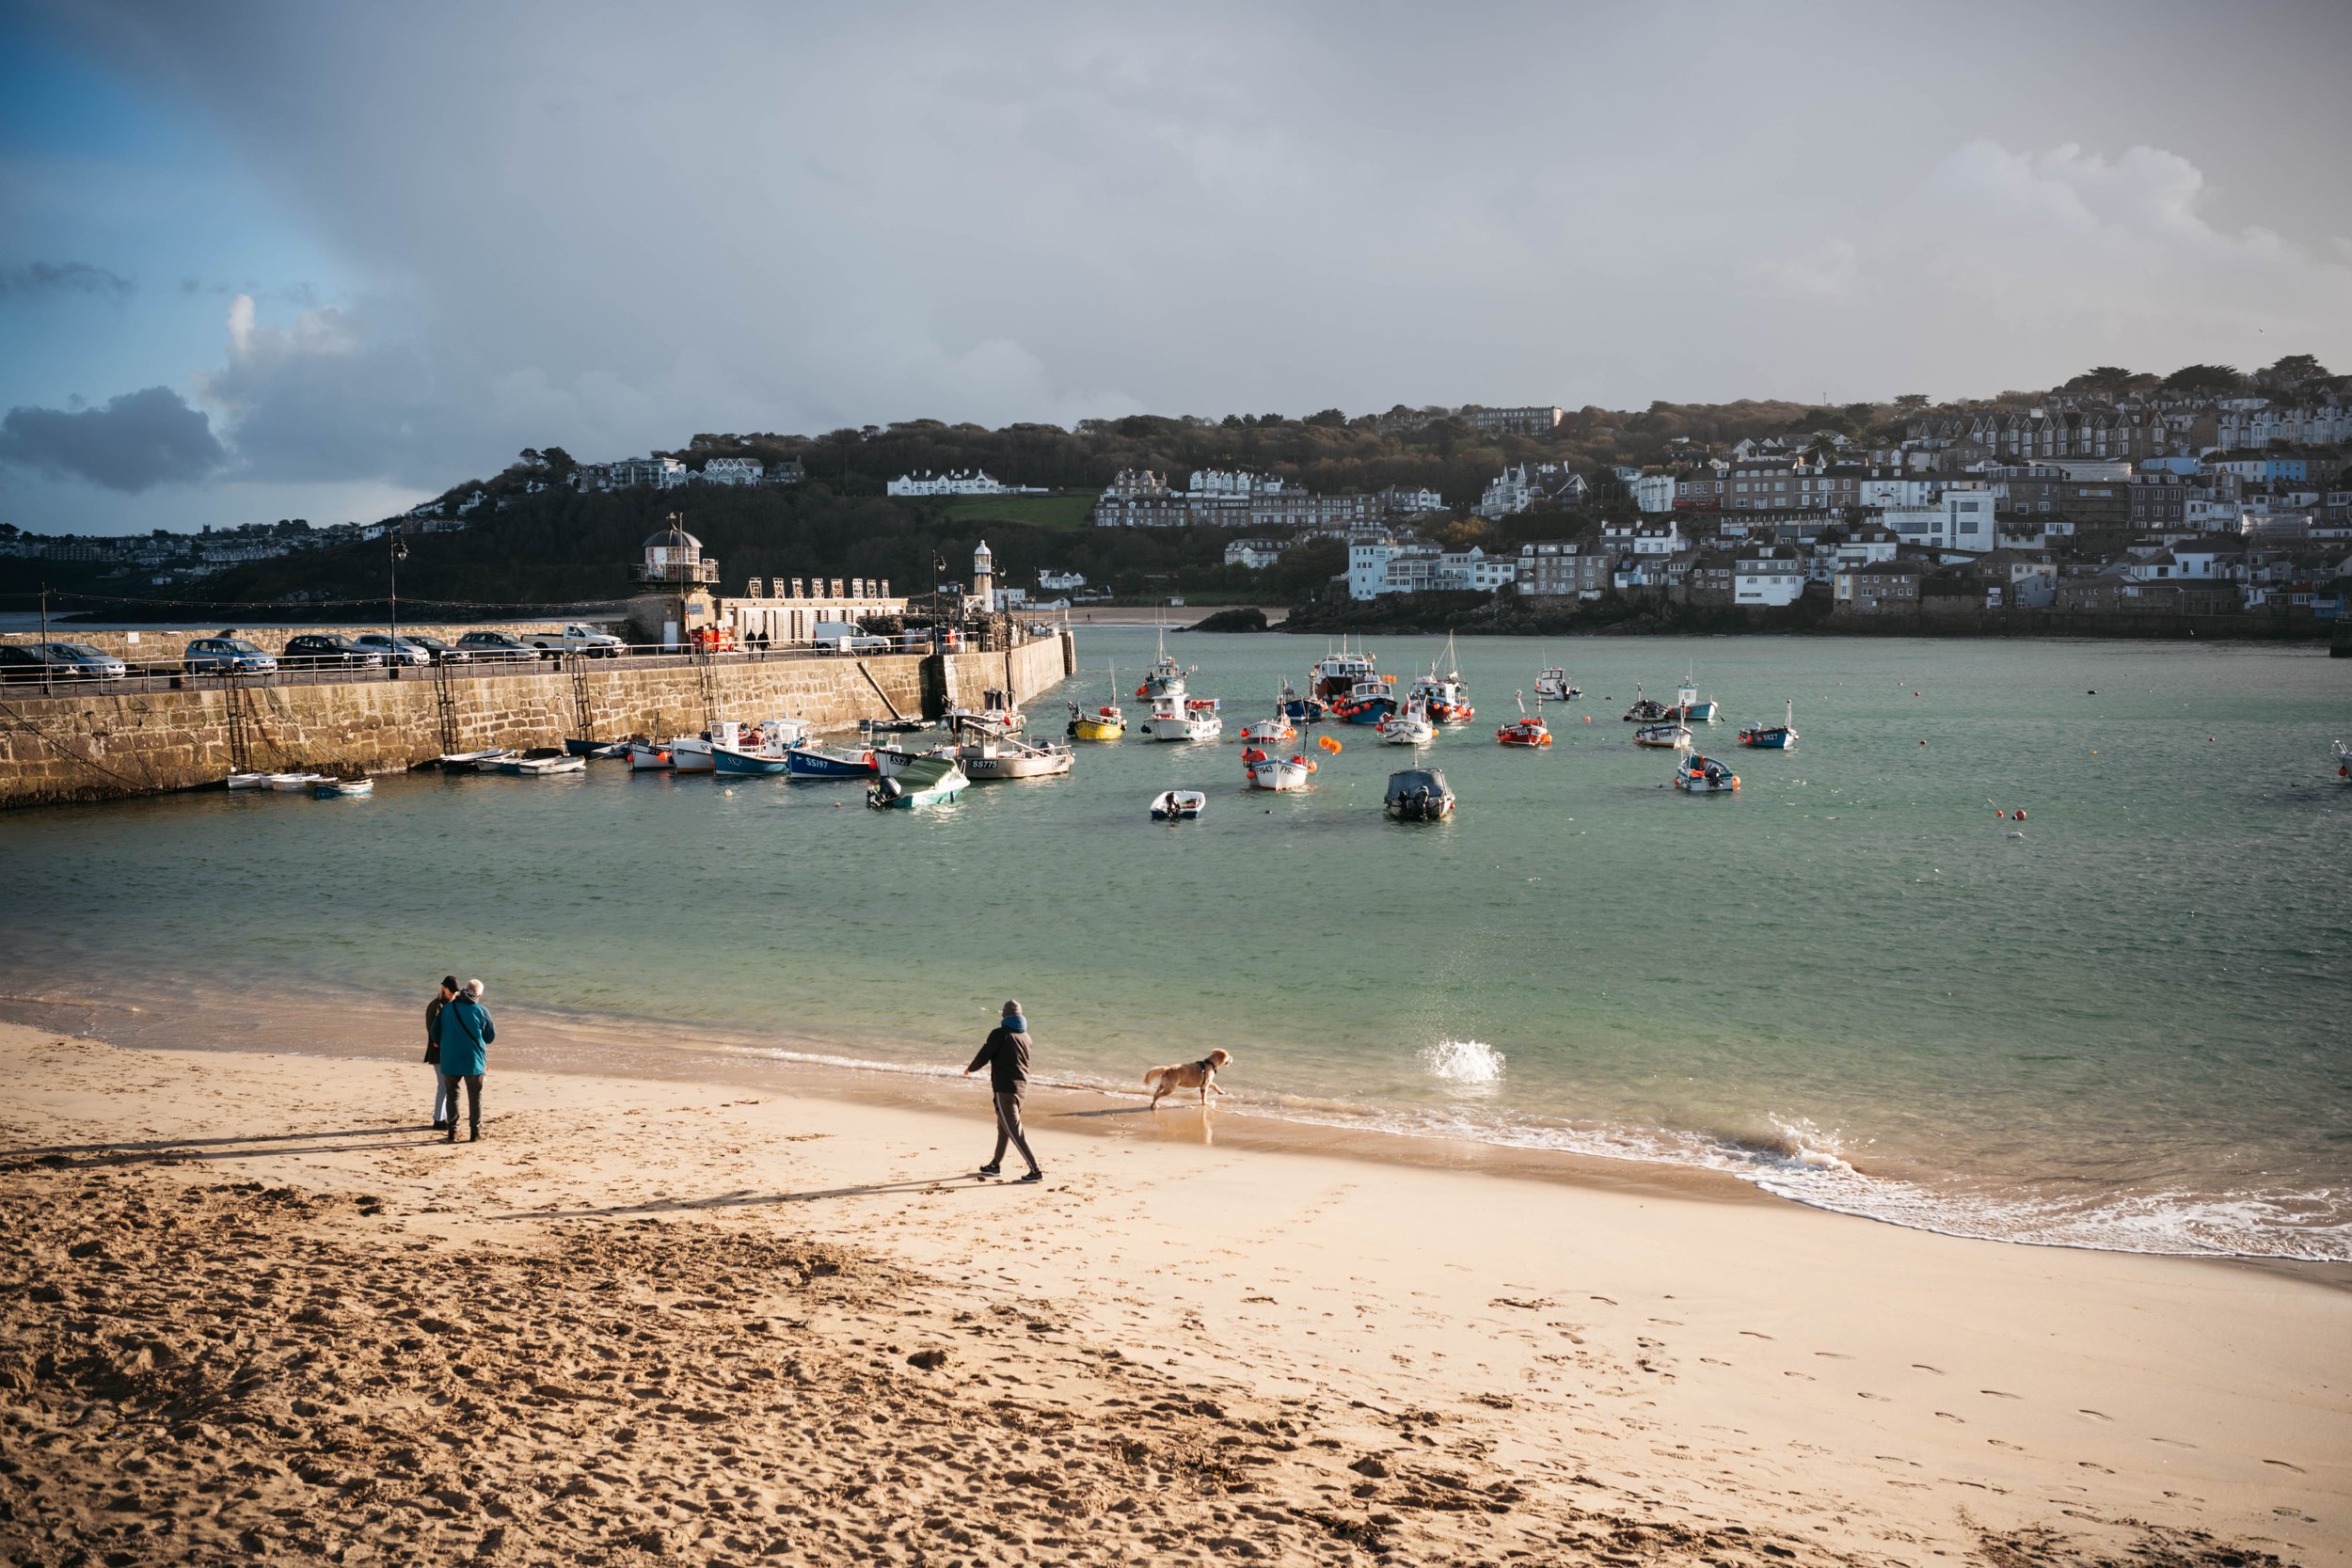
[437,978,495,1144]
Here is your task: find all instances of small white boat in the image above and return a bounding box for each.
[1239,711,1297,746]
[1150,789,1206,821]
[1376,701,1436,746]
[1669,667,1718,723]
[266,771,327,792]
[495,749,586,776]
[943,705,1024,740]
[628,738,674,770]
[1674,753,1740,794]
[1242,748,1317,791]
[2335,740,2352,783]
[957,737,1074,780]
[312,777,373,799]
[875,741,960,779]
[1140,694,1222,742]
[437,749,514,771]
[670,736,716,772]
[1138,626,1191,701]
[1633,721,1693,749]
[1534,667,1581,703]
[226,772,271,790]
[866,754,967,808]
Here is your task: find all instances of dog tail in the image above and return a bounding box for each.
[1142,1066,1168,1088]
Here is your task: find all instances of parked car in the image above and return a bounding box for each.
[454,630,539,662]
[182,636,278,674]
[280,633,386,671]
[0,641,129,681]
[526,623,625,657]
[352,633,434,667]
[401,634,468,664]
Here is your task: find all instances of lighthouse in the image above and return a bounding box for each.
[971,539,995,610]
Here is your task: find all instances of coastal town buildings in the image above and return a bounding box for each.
[886,469,1043,497]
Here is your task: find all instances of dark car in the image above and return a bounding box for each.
[402,634,469,664]
[453,630,539,662]
[0,641,129,682]
[280,633,386,671]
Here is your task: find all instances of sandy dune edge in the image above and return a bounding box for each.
[0,1023,2342,1567]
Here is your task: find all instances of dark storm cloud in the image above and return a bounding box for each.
[24,0,2352,505]
[0,385,227,490]
[0,261,134,301]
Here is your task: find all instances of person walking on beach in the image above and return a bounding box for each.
[437,979,495,1145]
[424,976,457,1131]
[964,1000,1042,1183]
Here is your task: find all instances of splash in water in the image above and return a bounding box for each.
[1419,1037,1505,1086]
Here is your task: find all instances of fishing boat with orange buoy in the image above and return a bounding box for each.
[1242,746,1319,790]
[1311,642,1379,705]
[1239,708,1297,746]
[1633,721,1692,749]
[1673,753,1740,794]
[1068,662,1127,741]
[2335,739,2352,782]
[1329,677,1399,726]
[1738,699,1799,750]
[1407,633,1474,721]
[1496,692,1551,748]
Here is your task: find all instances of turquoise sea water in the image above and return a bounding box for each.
[3,631,2347,1259]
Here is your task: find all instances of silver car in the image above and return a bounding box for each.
[3,641,129,680]
[183,636,279,674]
[353,634,434,667]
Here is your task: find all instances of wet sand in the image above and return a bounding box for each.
[1,1021,2344,1566]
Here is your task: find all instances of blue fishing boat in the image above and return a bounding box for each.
[1330,679,1397,725]
[1279,676,1327,724]
[866,754,967,808]
[786,743,880,780]
[1737,699,1799,750]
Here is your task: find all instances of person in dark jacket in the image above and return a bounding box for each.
[424,976,458,1130]
[437,978,496,1144]
[963,1000,1041,1182]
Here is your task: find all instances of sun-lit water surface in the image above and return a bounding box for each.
[3,630,2347,1259]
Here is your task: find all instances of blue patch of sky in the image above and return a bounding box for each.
[0,13,353,419]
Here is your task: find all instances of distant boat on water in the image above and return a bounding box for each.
[1739,700,1800,750]
[1673,753,1740,793]
[1622,683,1671,723]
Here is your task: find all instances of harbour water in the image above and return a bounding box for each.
[3,630,2347,1260]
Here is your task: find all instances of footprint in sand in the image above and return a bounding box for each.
[1989,1438,2024,1450]
[1979,1389,2022,1400]
[1856,1392,1891,1402]
[1783,1370,1814,1381]
[2262,1459,2306,1473]
[1739,1330,1773,1340]
[2076,1409,2112,1422]
[1912,1364,1943,1374]
[2151,1437,2197,1449]
[2078,1462,2114,1473]
[1813,1352,1853,1360]
[1589,1295,1616,1306]
[1935,1412,1965,1424]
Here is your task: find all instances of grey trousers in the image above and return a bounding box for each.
[431,1067,453,1125]
[990,1092,1038,1173]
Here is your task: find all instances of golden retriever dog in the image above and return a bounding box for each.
[1143,1049,1232,1109]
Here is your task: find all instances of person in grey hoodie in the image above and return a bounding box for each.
[963,1000,1042,1182]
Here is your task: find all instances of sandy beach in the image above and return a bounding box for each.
[1,1020,2344,1568]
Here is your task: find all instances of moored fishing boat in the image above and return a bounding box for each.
[866,754,967,808]
[956,736,1074,780]
[1068,663,1127,740]
[266,771,329,791]
[1239,709,1296,746]
[1149,789,1206,821]
[1622,683,1670,722]
[1241,746,1318,791]
[1634,721,1693,749]
[943,700,1024,740]
[670,735,717,772]
[436,749,513,771]
[1496,692,1550,748]
[564,737,628,758]
[1376,700,1436,746]
[1140,694,1222,742]
[1278,676,1327,725]
[1384,768,1454,821]
[1534,667,1581,703]
[1136,625,1192,701]
[1738,699,1800,750]
[1311,642,1378,704]
[1673,753,1741,793]
[1667,668,1719,722]
[2334,739,2351,782]
[712,717,817,775]
[311,776,373,799]
[785,742,881,779]
[1408,634,1474,721]
[226,771,270,790]
[627,737,674,770]
[1329,677,1398,725]
[875,740,958,778]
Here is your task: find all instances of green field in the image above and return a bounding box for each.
[939,493,1097,531]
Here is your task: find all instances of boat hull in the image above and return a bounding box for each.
[1150,791,1205,820]
[785,747,880,779]
[712,746,795,775]
[1069,717,1124,741]
[311,779,373,799]
[670,739,715,772]
[1738,729,1795,750]
[960,748,1073,780]
[1634,723,1692,748]
[628,741,674,770]
[1246,760,1314,790]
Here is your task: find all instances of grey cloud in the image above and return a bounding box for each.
[0,386,227,491]
[0,261,134,301]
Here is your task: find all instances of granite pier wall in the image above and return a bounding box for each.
[0,633,1074,809]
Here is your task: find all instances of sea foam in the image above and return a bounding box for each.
[1419,1037,1505,1085]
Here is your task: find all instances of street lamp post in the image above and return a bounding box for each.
[389,536,409,679]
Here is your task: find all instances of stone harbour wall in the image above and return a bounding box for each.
[0,620,627,666]
[0,634,1076,809]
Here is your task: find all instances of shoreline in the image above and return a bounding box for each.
[9,978,2348,1288]
[1,1018,2344,1565]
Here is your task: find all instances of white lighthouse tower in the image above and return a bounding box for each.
[971,539,995,610]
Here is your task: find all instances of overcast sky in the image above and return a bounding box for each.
[4,0,2350,534]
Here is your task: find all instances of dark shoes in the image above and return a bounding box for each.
[1018,1169,1044,1184]
[433,1119,450,1132]
[470,1128,482,1142]
[443,1130,456,1144]
[977,1164,1002,1177]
